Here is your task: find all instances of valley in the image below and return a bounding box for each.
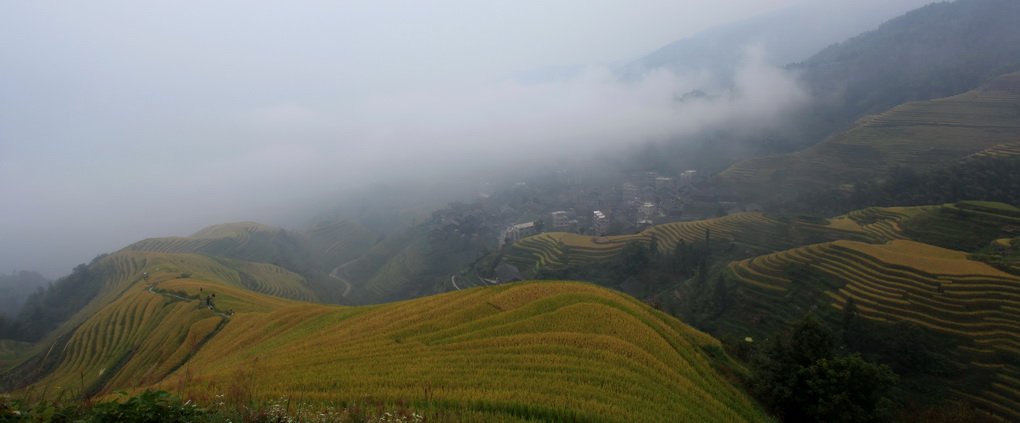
[6,0,1020,422]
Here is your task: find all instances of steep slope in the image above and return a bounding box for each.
[720,71,1020,200]
[7,267,773,422]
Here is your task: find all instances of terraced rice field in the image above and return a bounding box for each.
[20,253,313,397]
[147,281,770,422]
[21,274,772,422]
[729,239,1020,420]
[124,252,318,303]
[503,233,645,270]
[836,206,929,241]
[719,71,1020,198]
[971,142,1020,158]
[504,211,889,272]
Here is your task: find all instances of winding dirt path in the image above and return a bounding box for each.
[329,261,355,298]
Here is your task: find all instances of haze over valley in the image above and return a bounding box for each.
[2,0,932,278]
[6,0,1020,421]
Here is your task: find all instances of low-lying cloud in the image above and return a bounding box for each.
[243,44,808,181]
[1,38,808,278]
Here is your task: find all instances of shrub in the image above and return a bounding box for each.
[86,390,213,423]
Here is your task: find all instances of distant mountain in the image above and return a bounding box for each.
[619,0,935,85]
[719,71,1020,200]
[617,0,1020,161]
[795,0,1020,137]
[500,0,932,86]
[0,271,49,318]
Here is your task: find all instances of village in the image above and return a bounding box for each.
[428,168,753,251]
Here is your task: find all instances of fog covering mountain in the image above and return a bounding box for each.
[0,0,944,280]
[0,271,50,318]
[618,0,936,86]
[1,0,810,279]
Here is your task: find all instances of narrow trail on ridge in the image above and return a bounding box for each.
[147,285,232,320]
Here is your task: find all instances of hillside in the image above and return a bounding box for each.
[121,219,379,303]
[488,203,1020,419]
[121,223,319,277]
[495,211,892,282]
[3,257,772,422]
[727,238,1020,420]
[792,0,1020,146]
[719,71,1020,200]
[0,252,315,386]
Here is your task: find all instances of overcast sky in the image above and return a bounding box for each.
[2,0,931,278]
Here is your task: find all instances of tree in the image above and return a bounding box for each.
[789,315,835,367]
[754,315,899,422]
[793,354,899,423]
[709,274,731,318]
[621,241,650,275]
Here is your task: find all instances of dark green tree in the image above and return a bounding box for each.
[792,354,899,423]
[754,315,900,422]
[621,241,650,275]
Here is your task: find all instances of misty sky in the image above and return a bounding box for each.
[1,0,930,278]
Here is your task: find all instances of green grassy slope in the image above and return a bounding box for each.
[719,71,1020,200]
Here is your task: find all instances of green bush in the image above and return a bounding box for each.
[86,390,213,423]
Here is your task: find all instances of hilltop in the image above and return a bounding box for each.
[1,251,771,422]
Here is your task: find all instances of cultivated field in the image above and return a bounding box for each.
[728,239,1020,420]
[11,260,773,422]
[503,211,890,273]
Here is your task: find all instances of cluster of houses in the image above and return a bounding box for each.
[427,169,744,251]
